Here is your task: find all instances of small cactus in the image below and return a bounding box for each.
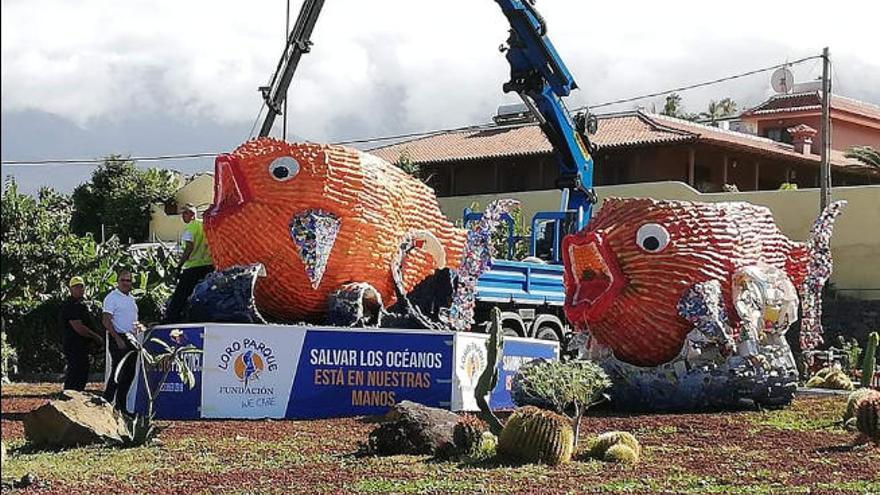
[603,443,639,464]
[453,414,488,457]
[844,388,876,427]
[588,431,641,459]
[861,332,878,388]
[855,390,880,445]
[475,308,504,436]
[806,367,854,390]
[497,406,574,465]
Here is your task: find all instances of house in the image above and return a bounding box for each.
[369,110,878,196]
[740,86,880,154]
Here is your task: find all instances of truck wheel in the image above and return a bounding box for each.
[502,326,522,338]
[535,324,561,342]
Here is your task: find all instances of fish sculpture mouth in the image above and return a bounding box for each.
[207,154,250,220]
[565,231,625,322]
[289,209,341,289]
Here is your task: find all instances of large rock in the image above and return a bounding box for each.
[366,400,459,455]
[24,390,128,448]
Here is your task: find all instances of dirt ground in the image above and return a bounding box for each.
[1,383,878,494]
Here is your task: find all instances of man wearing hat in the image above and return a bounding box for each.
[59,276,103,391]
[163,203,214,323]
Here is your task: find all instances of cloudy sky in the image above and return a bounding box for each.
[2,0,878,194]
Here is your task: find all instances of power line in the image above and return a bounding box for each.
[575,54,821,111]
[1,53,824,166]
[2,153,219,166]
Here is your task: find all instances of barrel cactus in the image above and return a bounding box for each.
[806,366,854,391]
[844,388,876,428]
[588,431,641,460]
[603,443,639,464]
[861,332,878,388]
[497,406,574,465]
[855,390,880,445]
[453,414,488,457]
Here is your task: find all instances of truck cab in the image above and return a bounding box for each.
[464,208,577,342]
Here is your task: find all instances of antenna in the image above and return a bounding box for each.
[771,66,795,94]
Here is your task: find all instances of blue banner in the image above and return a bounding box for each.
[135,326,204,419]
[286,330,454,419]
[490,338,558,409]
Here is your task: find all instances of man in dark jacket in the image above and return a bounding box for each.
[60,276,104,390]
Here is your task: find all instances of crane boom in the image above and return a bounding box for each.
[258,0,325,138]
[493,0,597,229]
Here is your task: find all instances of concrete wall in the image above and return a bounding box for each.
[439,182,880,299]
[149,174,215,242]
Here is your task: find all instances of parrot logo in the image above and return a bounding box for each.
[233,350,264,387]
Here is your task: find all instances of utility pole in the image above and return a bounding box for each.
[820,47,831,211]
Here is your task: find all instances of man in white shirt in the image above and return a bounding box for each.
[101,269,142,413]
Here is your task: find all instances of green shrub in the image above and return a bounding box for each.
[497,406,574,466]
[511,359,611,447]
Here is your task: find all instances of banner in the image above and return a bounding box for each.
[202,324,306,419]
[137,323,558,419]
[286,328,454,418]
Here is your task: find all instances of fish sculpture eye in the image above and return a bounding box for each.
[268,156,301,182]
[635,223,670,253]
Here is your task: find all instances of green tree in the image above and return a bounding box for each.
[702,100,723,123]
[845,146,880,169]
[392,149,422,179]
[71,157,180,243]
[718,97,738,117]
[661,93,683,117]
[1,178,179,375]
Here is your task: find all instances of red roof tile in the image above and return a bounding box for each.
[369,111,877,176]
[370,113,693,164]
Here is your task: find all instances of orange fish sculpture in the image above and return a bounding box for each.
[204,138,466,321]
[563,197,843,367]
[562,197,845,409]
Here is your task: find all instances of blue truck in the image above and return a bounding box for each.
[466,209,579,342]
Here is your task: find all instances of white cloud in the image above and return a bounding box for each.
[2,0,878,142]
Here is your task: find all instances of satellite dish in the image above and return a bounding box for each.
[771,67,795,94]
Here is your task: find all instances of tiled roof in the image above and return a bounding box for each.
[648,114,869,172]
[369,111,876,176]
[370,113,693,164]
[742,92,880,121]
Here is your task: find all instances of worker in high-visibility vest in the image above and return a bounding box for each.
[163,203,214,323]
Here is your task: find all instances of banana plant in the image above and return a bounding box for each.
[114,327,200,446]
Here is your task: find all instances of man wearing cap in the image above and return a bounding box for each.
[59,276,103,391]
[163,203,214,323]
[102,269,142,412]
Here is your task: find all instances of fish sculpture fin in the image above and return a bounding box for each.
[798,200,847,351]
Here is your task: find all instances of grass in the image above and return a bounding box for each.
[3,384,880,494]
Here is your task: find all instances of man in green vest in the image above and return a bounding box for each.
[163,203,214,323]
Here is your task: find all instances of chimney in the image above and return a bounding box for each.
[787,124,817,155]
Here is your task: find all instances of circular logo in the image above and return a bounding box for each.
[233,350,264,384]
[460,342,487,386]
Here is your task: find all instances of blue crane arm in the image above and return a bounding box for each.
[493,0,597,229]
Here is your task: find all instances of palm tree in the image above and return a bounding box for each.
[701,100,723,124]
[718,97,738,117]
[662,93,683,117]
[845,146,880,169]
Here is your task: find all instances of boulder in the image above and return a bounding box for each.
[366,400,459,455]
[24,390,128,448]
